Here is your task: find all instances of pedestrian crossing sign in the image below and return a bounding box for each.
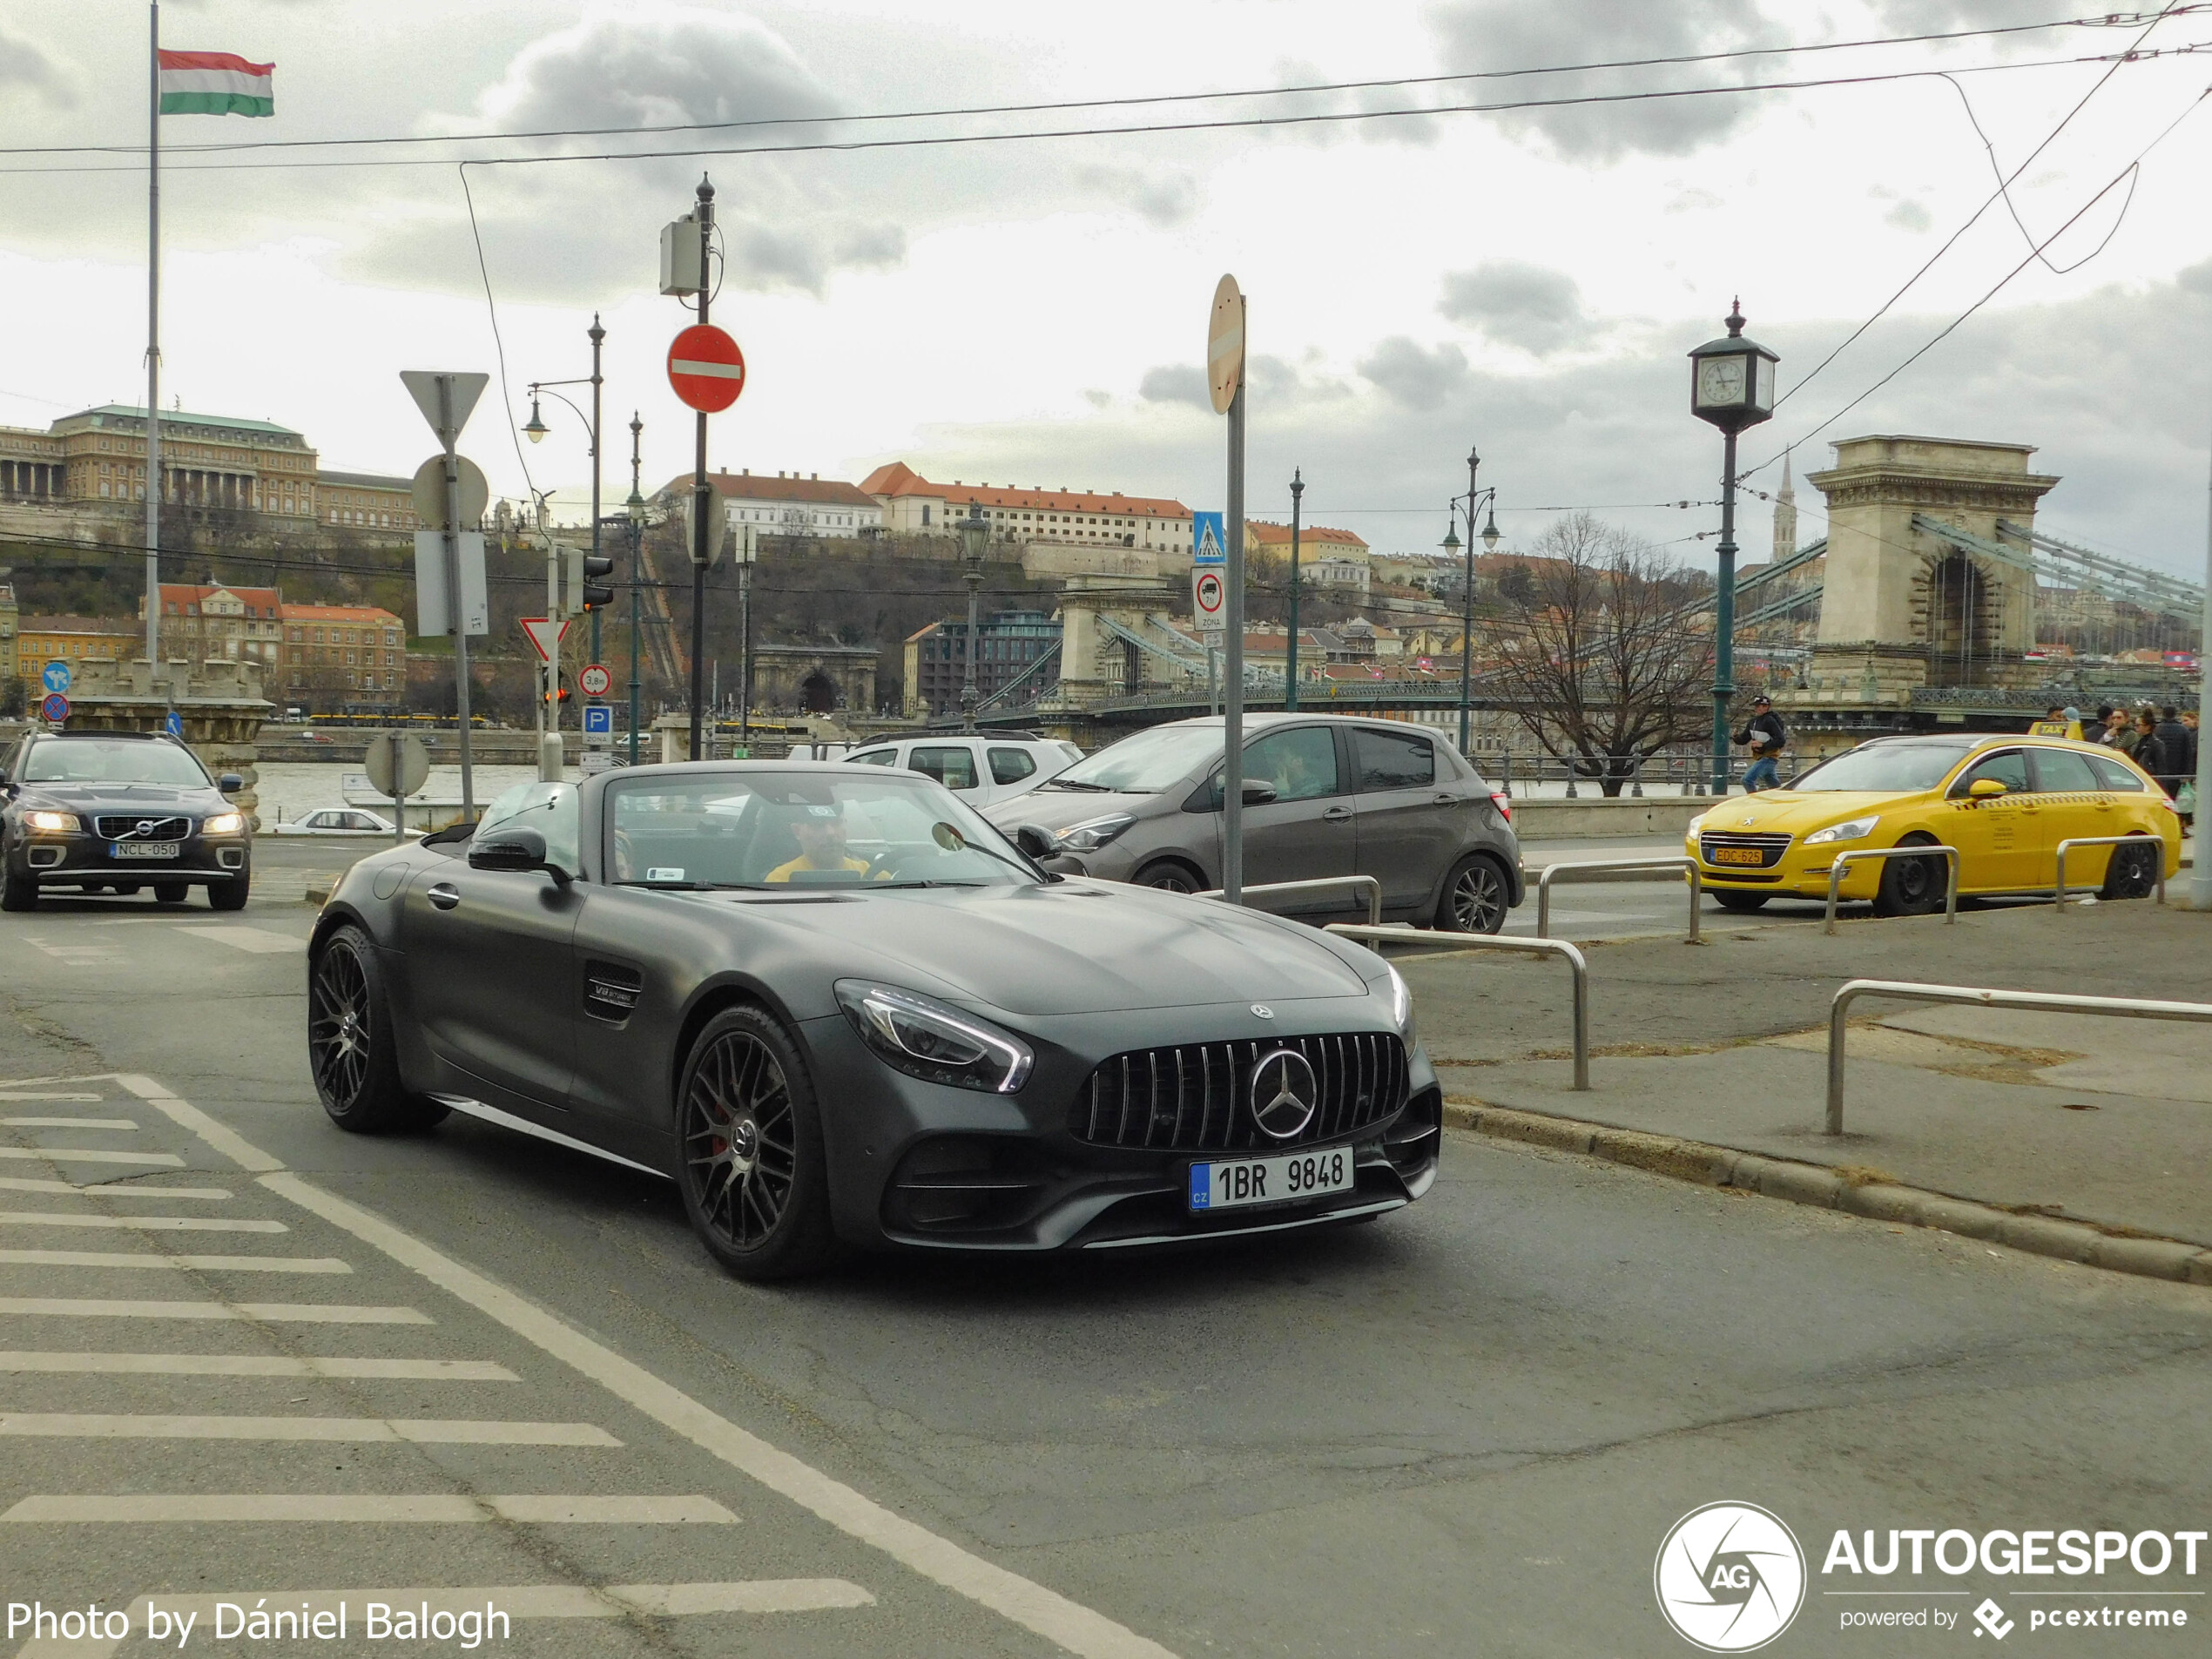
[1192,512,1225,565]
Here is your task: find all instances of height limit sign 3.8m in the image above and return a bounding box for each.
[667,325,745,414]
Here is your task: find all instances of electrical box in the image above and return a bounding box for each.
[659,215,706,296]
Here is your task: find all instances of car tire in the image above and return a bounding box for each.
[1713,891,1770,913]
[674,1004,838,1282]
[207,873,249,912]
[153,881,189,905]
[2099,838,2161,900]
[307,924,448,1134]
[1871,835,1946,917]
[1134,859,1204,895]
[0,849,36,914]
[1434,853,1510,934]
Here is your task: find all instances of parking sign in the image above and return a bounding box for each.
[583,705,614,742]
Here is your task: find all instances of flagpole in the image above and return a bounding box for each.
[145,0,163,684]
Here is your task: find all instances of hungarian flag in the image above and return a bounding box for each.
[158,51,273,117]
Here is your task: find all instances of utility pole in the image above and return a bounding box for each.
[738,525,753,750]
[627,412,644,767]
[1285,469,1303,711]
[2194,388,2212,909]
[1223,299,1247,904]
[145,0,163,683]
[687,177,715,762]
[588,314,604,671]
[1460,447,1479,760]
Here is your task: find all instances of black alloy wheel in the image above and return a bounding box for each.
[675,1006,834,1280]
[1436,854,1509,934]
[307,925,447,1133]
[1713,890,1771,912]
[1872,836,1946,917]
[2100,839,2161,900]
[1136,861,1201,894]
[208,871,250,912]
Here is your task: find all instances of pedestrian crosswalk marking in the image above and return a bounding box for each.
[0,1297,429,1323]
[0,1147,184,1167]
[0,1414,620,1446]
[0,1352,513,1379]
[172,925,305,953]
[0,1118,136,1130]
[0,1249,348,1274]
[0,1093,105,1103]
[0,1178,229,1199]
[0,1211,282,1232]
[3,1494,736,1523]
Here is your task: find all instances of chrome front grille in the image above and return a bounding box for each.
[95,814,191,842]
[1074,1032,1408,1151]
[1698,831,1792,869]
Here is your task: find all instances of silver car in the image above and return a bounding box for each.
[984,714,1522,932]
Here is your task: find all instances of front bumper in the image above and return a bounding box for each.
[17,831,249,887]
[1686,837,1890,900]
[799,1007,1440,1252]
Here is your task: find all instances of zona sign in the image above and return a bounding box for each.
[667,324,746,414]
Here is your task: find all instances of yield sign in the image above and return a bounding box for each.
[520,617,571,663]
[667,325,746,414]
[399,371,489,448]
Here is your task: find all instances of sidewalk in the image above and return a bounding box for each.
[1401,899,2212,1253]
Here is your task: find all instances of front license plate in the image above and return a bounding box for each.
[1189,1146,1355,1212]
[111,843,180,860]
[1713,846,1764,866]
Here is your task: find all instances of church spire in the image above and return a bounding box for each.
[1772,446,1797,560]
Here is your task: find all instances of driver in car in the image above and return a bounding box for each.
[766,806,874,883]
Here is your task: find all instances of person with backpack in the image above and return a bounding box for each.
[1734,694,1787,792]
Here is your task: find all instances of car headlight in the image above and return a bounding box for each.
[835,981,1034,1094]
[1056,813,1135,853]
[1683,813,1706,838]
[1384,960,1415,1047]
[24,811,79,833]
[200,813,246,836]
[1804,816,1879,846]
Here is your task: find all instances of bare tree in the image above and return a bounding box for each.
[1480,512,1715,796]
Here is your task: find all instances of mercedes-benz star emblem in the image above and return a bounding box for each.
[1248,1049,1319,1142]
[1251,1004,1274,1020]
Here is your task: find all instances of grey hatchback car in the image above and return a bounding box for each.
[983,714,1522,931]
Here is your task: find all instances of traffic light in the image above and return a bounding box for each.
[543,675,572,708]
[565,547,617,612]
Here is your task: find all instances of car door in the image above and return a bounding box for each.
[396,783,583,1114]
[1228,724,1356,906]
[2027,745,2112,887]
[1942,747,2033,891]
[1346,725,1464,914]
[908,744,982,799]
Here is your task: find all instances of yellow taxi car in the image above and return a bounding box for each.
[1686,732,2180,914]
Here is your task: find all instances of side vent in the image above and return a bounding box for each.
[583,961,644,1025]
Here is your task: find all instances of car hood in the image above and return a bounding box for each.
[982,786,1170,833]
[16,783,219,812]
[1696,791,1909,836]
[702,880,1372,1015]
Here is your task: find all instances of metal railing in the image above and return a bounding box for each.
[1823,844,1960,934]
[1327,923,1590,1090]
[2054,835,2168,914]
[1197,874,1383,926]
[1826,978,2212,1134]
[1534,856,1703,943]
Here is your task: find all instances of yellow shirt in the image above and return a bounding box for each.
[765,853,872,884]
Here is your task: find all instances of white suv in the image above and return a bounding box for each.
[842,732,1082,810]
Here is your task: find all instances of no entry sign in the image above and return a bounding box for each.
[667,325,746,414]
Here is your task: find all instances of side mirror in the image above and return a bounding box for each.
[1012,824,1058,860]
[1241,780,1279,806]
[469,825,562,879]
[218,773,243,795]
[1967,778,2007,799]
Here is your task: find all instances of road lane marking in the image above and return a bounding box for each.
[0,1250,349,1273]
[0,1148,184,1167]
[0,1352,513,1379]
[0,1414,620,1446]
[266,1170,1184,1659]
[0,1179,229,1199]
[4,1494,735,1523]
[172,926,305,954]
[0,1212,282,1232]
[113,1076,281,1173]
[0,1118,135,1130]
[0,1094,105,1103]
[0,1298,428,1323]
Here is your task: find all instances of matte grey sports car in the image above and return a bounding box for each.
[307,762,1440,1278]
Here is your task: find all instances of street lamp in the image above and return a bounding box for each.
[522,398,550,444]
[1688,299,1778,795]
[1285,469,1304,711]
[958,498,988,731]
[1447,446,1499,761]
[625,411,644,766]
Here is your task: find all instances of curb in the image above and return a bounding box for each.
[1443,1099,2212,1286]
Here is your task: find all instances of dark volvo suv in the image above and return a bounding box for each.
[0,731,252,911]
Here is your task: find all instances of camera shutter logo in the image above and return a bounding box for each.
[1654,1502,1805,1652]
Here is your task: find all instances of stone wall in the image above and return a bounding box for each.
[63,657,272,825]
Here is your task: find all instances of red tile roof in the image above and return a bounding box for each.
[281,604,403,626]
[678,470,880,509]
[860,462,1189,520]
[1247,521,1369,551]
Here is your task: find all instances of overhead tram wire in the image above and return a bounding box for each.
[5,8,2188,163]
[3,44,2199,178]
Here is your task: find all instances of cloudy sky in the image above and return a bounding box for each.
[5,0,2212,579]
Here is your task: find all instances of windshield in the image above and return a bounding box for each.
[1049,725,1223,792]
[1785,740,1973,794]
[22,738,211,787]
[604,769,1035,889]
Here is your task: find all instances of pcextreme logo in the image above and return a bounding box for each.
[1656,1502,1809,1652]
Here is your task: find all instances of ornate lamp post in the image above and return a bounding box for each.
[958,498,988,731]
[1688,300,1778,795]
[1447,448,1500,760]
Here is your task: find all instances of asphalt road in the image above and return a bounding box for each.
[0,868,2208,1657]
